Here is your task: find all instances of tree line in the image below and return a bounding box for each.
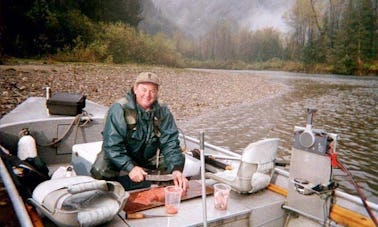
[0,0,377,75]
[181,0,377,75]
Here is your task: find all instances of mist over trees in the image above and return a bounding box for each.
[142,0,377,75]
[0,0,377,75]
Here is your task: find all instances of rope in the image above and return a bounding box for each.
[38,111,92,147]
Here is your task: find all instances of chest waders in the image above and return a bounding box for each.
[90,97,163,180]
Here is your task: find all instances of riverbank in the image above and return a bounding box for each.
[1,62,285,121]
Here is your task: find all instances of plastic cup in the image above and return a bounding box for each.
[213,183,231,210]
[164,186,183,214]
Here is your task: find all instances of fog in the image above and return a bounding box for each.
[148,0,294,38]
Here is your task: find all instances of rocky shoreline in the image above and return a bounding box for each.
[1,63,285,121]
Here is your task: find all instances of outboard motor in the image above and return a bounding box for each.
[285,108,338,224]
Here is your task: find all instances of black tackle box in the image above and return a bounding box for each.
[46,92,86,116]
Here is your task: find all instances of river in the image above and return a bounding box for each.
[178,69,378,203]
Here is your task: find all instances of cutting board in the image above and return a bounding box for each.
[124,180,213,213]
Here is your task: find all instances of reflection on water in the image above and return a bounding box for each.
[179,70,378,203]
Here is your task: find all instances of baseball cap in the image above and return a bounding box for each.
[135,72,160,86]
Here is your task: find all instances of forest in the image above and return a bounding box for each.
[0,0,377,75]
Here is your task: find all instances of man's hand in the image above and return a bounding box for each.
[172,170,189,191]
[129,166,147,182]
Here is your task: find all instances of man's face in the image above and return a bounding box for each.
[134,82,159,110]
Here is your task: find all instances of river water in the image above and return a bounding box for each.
[178,69,378,203]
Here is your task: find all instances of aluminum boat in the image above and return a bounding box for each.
[0,95,377,227]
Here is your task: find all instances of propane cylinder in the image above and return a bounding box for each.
[17,128,38,160]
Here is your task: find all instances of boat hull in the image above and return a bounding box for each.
[0,97,377,227]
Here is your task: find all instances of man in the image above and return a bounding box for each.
[94,72,188,191]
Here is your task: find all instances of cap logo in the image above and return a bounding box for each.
[135,72,160,86]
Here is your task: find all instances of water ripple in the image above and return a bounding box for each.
[179,71,378,203]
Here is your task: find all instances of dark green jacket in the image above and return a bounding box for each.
[102,90,184,174]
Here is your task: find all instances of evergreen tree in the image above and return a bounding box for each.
[0,0,142,57]
[332,0,376,74]
[73,0,142,26]
[358,0,376,60]
[333,0,359,74]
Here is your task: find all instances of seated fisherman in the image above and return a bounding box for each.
[91,72,188,191]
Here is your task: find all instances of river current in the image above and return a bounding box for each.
[178,69,378,203]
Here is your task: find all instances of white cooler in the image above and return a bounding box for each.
[71,141,103,176]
